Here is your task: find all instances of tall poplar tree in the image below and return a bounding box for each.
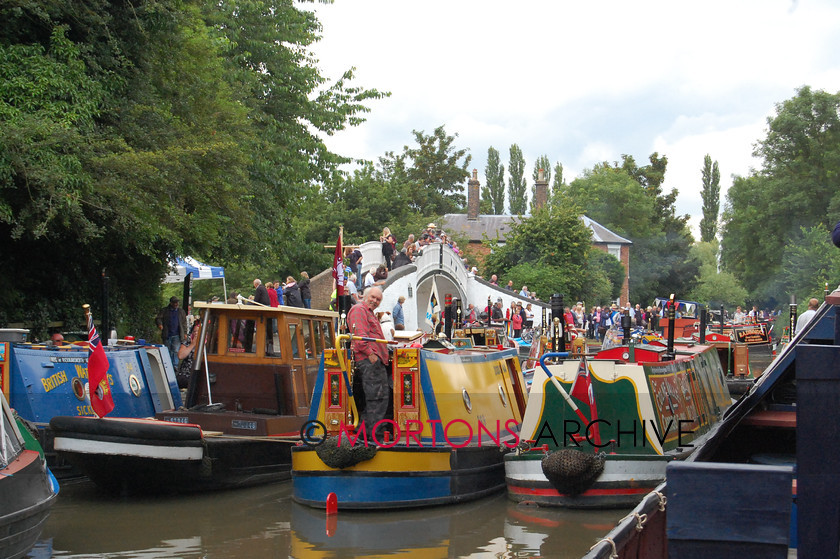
[482,146,505,214]
[551,162,565,204]
[700,154,721,242]
[508,144,527,214]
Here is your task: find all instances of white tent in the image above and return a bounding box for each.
[163,257,227,301]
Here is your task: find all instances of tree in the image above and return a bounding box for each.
[550,162,566,205]
[721,87,840,305]
[0,0,387,337]
[780,225,840,304]
[564,160,700,305]
[587,250,625,303]
[507,144,527,214]
[482,146,505,214]
[700,155,721,242]
[404,125,471,215]
[483,204,592,300]
[530,154,552,212]
[687,241,748,308]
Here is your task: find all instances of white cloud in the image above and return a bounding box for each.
[308,0,840,233]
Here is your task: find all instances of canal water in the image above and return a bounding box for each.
[30,479,630,558]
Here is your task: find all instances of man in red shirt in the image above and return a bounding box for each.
[347,286,391,442]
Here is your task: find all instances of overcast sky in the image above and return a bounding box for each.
[308,0,840,236]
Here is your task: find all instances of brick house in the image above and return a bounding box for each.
[441,169,632,305]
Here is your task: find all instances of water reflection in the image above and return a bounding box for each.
[35,480,629,558]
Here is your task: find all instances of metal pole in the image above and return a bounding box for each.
[665,294,676,360]
[699,304,707,344]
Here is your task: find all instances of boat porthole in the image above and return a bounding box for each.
[129,374,142,397]
[498,384,508,407]
[622,351,630,360]
[72,377,86,400]
[462,388,472,413]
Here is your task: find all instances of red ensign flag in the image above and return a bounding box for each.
[87,309,114,418]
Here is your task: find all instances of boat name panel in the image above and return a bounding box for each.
[231,420,257,430]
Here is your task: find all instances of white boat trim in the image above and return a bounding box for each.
[54,437,203,461]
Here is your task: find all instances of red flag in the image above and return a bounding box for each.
[87,309,114,418]
[570,357,600,445]
[332,229,345,297]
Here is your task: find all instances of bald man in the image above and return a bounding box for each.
[795,298,820,334]
[347,287,391,442]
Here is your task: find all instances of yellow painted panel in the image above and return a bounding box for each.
[292,447,453,473]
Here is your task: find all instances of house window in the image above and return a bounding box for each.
[607,244,621,260]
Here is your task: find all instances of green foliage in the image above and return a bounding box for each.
[564,158,699,304]
[565,163,655,238]
[587,250,625,302]
[483,204,591,300]
[403,125,471,215]
[550,162,566,205]
[780,225,840,304]
[0,0,386,334]
[687,241,748,308]
[482,146,504,214]
[507,144,527,215]
[700,154,721,242]
[721,87,840,306]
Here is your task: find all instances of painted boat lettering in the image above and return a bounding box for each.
[231,420,257,430]
[41,370,69,392]
[76,405,97,416]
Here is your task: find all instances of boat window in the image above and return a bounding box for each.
[321,321,334,350]
[265,318,281,358]
[289,323,300,359]
[312,319,323,356]
[301,320,314,359]
[228,318,256,354]
[206,315,220,355]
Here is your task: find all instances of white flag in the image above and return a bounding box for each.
[424,277,441,331]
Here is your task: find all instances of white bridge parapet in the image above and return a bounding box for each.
[357,241,550,332]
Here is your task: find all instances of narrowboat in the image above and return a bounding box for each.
[1,391,59,559]
[505,329,732,509]
[0,327,180,478]
[584,291,840,558]
[50,302,337,494]
[290,333,529,509]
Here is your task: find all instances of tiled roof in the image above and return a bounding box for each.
[442,213,632,245]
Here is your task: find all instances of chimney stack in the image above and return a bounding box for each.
[467,168,480,221]
[534,168,548,210]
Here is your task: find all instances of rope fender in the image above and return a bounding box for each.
[541,448,605,496]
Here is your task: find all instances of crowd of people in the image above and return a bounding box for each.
[225,274,313,310]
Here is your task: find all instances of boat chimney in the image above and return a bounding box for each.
[699,304,707,344]
[665,294,676,360]
[467,169,481,221]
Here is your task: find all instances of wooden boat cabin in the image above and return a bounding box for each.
[177,302,338,432]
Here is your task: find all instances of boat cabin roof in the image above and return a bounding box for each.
[194,301,338,319]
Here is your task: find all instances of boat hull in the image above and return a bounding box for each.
[291,443,507,510]
[0,450,59,559]
[505,452,668,509]
[51,416,295,494]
